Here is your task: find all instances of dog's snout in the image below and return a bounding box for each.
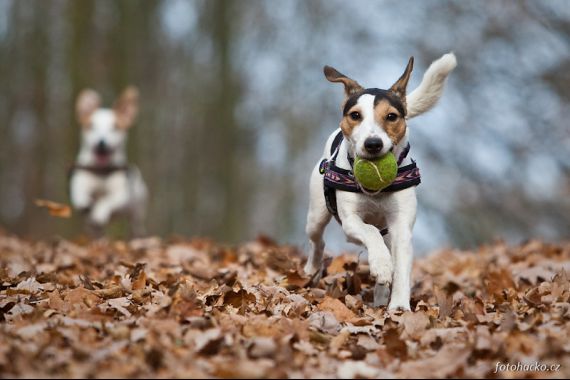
[364,137,383,154]
[95,140,109,154]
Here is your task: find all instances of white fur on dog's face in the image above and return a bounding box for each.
[343,94,394,159]
[80,110,127,165]
[75,87,139,167]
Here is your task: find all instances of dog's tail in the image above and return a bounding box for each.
[406,52,457,119]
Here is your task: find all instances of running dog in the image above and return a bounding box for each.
[304,53,457,310]
[69,87,148,238]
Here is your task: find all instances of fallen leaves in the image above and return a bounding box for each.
[0,234,569,378]
[399,344,472,378]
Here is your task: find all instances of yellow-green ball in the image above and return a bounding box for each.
[354,153,398,192]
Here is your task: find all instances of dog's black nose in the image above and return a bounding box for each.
[364,137,383,154]
[95,140,109,155]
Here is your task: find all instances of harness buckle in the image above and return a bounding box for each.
[319,159,328,174]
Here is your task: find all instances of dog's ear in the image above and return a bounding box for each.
[76,89,101,127]
[389,57,414,99]
[114,86,139,129]
[324,66,363,97]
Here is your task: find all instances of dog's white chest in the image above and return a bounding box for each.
[359,195,389,226]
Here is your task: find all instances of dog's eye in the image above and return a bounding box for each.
[349,111,361,121]
[386,113,398,121]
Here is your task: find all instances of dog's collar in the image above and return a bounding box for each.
[69,164,130,177]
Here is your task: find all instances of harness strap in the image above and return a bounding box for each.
[68,164,130,178]
[331,131,344,157]
[321,131,420,235]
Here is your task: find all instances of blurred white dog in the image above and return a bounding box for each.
[304,53,457,310]
[69,87,147,237]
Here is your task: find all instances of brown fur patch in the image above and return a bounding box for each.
[374,99,407,144]
[76,89,101,127]
[339,105,362,136]
[324,66,364,98]
[114,86,139,129]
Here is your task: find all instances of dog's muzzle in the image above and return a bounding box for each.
[364,137,383,155]
[95,140,112,156]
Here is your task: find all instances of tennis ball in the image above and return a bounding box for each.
[354,152,398,192]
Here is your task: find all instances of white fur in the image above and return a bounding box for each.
[77,110,128,166]
[70,105,147,237]
[305,53,456,311]
[347,95,393,159]
[406,53,457,118]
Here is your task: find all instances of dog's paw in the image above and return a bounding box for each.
[369,256,393,285]
[388,300,411,312]
[303,262,321,277]
[373,283,391,307]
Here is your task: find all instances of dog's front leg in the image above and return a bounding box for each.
[90,175,129,229]
[70,172,95,212]
[90,197,117,229]
[338,197,393,285]
[341,214,393,306]
[385,224,413,311]
[342,215,393,283]
[385,189,417,311]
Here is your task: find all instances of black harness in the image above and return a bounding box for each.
[68,164,130,178]
[320,131,421,233]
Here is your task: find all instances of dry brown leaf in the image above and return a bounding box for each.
[94,285,124,299]
[317,296,356,322]
[34,199,72,218]
[399,344,471,378]
[434,286,453,319]
[131,270,147,290]
[383,327,408,359]
[327,255,357,275]
[282,270,310,290]
[399,311,430,340]
[64,287,101,310]
[485,268,517,302]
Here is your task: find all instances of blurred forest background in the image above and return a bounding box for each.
[0,0,568,254]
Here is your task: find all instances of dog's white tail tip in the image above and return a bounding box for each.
[435,52,458,73]
[406,52,458,119]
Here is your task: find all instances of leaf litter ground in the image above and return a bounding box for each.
[1,233,569,378]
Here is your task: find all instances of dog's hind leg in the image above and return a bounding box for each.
[304,165,331,276]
